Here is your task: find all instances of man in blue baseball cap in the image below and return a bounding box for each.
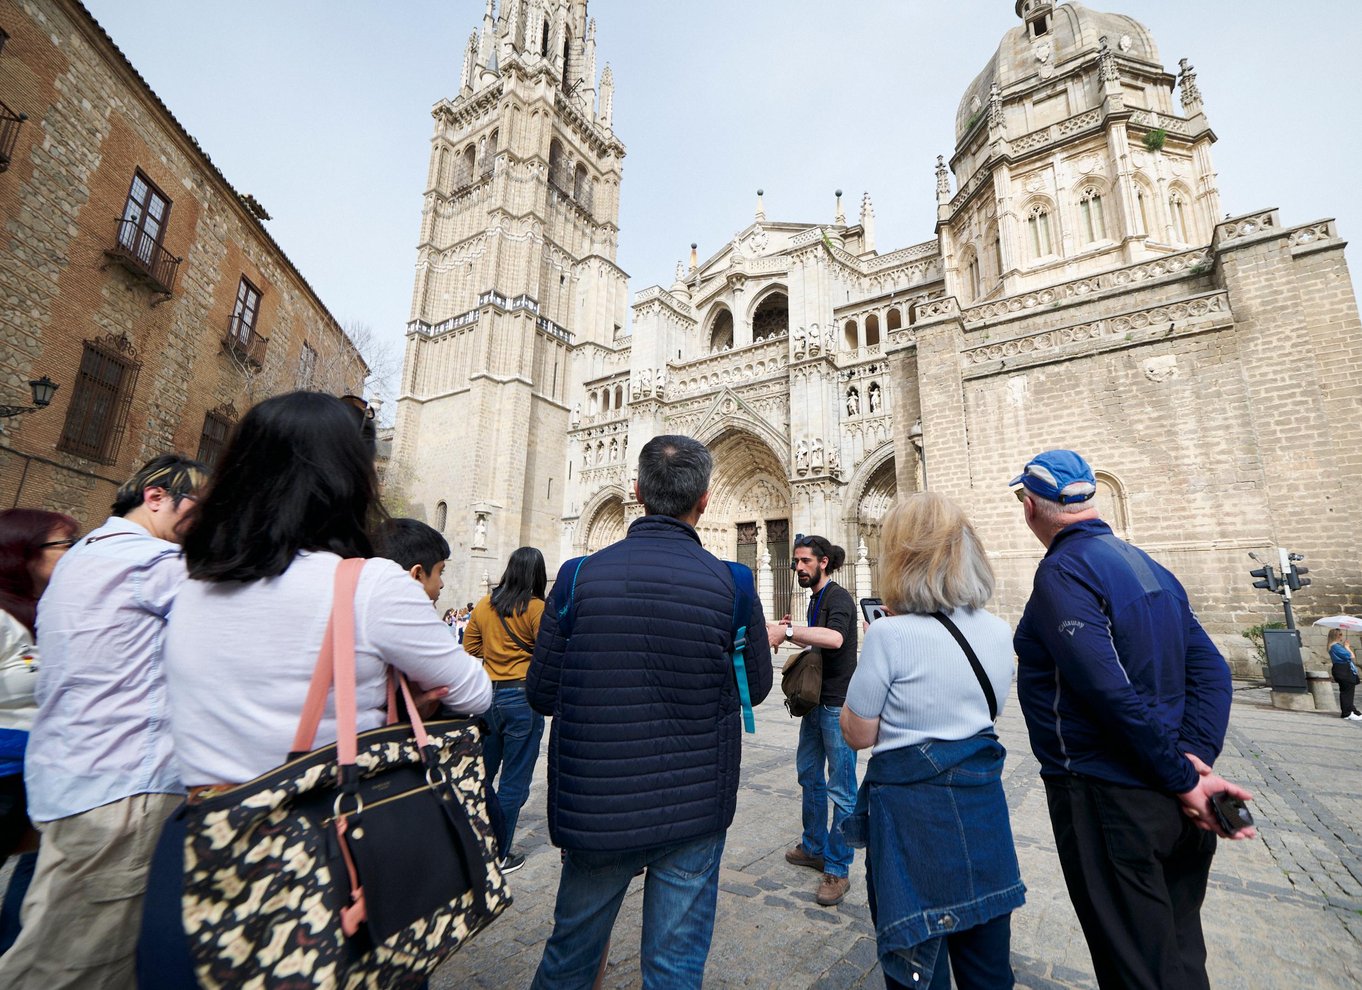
[1010,449,1256,989]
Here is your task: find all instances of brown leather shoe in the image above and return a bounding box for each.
[785,843,824,871]
[815,873,850,906]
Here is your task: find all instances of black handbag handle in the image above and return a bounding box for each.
[930,611,999,722]
[495,608,535,655]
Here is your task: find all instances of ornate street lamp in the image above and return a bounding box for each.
[0,376,59,419]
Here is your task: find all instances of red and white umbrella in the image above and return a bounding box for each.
[1313,615,1362,632]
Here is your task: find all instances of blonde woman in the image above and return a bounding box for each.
[840,493,1024,990]
[1329,629,1360,720]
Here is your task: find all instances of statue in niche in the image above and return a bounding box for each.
[473,514,488,550]
[570,402,581,426]
[655,369,666,394]
[869,382,882,413]
[583,445,591,468]
[846,388,860,416]
[795,439,809,472]
[640,368,652,392]
[811,437,825,469]
[827,445,840,473]
[793,325,806,353]
[609,438,619,462]
[825,326,836,352]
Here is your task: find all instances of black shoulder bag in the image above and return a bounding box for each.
[495,609,535,656]
[930,611,999,721]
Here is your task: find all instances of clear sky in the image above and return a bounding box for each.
[82,1,1362,408]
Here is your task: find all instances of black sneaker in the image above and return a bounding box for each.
[499,851,526,874]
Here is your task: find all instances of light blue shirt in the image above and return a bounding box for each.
[25,516,186,822]
[845,608,1015,756]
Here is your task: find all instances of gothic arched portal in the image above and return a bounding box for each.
[584,495,626,554]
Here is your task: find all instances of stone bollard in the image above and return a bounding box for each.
[1271,689,1315,711]
[1306,670,1337,712]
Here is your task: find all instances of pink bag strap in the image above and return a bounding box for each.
[291,558,366,761]
[393,669,432,749]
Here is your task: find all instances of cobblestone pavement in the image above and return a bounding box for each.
[434,679,1362,989]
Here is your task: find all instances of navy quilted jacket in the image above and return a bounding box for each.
[526,515,773,852]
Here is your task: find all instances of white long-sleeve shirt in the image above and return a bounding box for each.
[163,551,492,787]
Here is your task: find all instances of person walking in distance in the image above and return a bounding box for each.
[527,435,772,989]
[1011,449,1256,989]
[464,546,548,873]
[0,455,208,990]
[768,534,859,906]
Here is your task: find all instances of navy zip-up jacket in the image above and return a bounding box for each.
[527,514,773,852]
[1014,519,1231,795]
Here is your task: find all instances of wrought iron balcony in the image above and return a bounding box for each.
[222,317,268,370]
[106,219,181,296]
[0,101,26,173]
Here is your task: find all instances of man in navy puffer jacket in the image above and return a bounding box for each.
[527,434,772,990]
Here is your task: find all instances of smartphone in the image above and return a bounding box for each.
[1210,791,1253,834]
[860,597,889,623]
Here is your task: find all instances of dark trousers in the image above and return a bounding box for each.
[880,914,1013,990]
[1336,675,1357,718]
[1044,775,1216,990]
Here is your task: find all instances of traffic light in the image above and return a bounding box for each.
[1250,565,1279,593]
[1287,562,1310,591]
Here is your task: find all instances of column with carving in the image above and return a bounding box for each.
[758,548,775,626]
[854,536,872,602]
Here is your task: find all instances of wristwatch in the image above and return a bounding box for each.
[784,626,795,643]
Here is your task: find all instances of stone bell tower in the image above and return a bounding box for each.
[391,0,628,603]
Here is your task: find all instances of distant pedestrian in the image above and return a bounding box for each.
[1328,629,1360,720]
[0,508,78,954]
[841,494,1024,989]
[527,435,771,989]
[464,547,548,873]
[767,534,859,906]
[1011,449,1255,989]
[0,455,207,990]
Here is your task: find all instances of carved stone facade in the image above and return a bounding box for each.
[394,1,1362,673]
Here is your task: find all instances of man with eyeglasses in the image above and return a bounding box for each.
[0,454,208,990]
[1010,449,1255,989]
[767,534,858,906]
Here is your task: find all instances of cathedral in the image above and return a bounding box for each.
[391,0,1362,673]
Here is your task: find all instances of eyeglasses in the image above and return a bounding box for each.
[1012,487,1028,504]
[39,538,76,549]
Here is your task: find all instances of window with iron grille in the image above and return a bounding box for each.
[229,277,261,344]
[195,405,236,470]
[58,334,141,464]
[117,170,171,266]
[298,342,317,387]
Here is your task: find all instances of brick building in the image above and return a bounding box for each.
[0,0,365,527]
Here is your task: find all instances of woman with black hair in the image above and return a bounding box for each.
[463,546,547,873]
[137,391,491,987]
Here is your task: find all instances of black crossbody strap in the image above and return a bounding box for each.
[930,611,998,722]
[495,608,535,655]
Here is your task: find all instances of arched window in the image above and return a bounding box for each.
[436,147,449,190]
[1169,190,1190,244]
[961,251,981,302]
[1027,203,1055,259]
[708,308,734,351]
[990,230,1003,280]
[614,384,623,408]
[602,388,611,412]
[462,145,476,183]
[843,319,858,351]
[1080,186,1106,244]
[573,162,589,203]
[548,139,565,192]
[1134,181,1153,236]
[434,501,448,532]
[587,392,599,416]
[751,290,789,340]
[541,18,550,56]
[865,314,881,348]
[886,308,903,332]
[1094,471,1130,539]
[561,32,573,92]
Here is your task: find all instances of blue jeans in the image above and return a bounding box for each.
[530,831,727,990]
[482,684,545,854]
[797,704,858,877]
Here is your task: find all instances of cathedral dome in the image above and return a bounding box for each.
[954,1,1160,145]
